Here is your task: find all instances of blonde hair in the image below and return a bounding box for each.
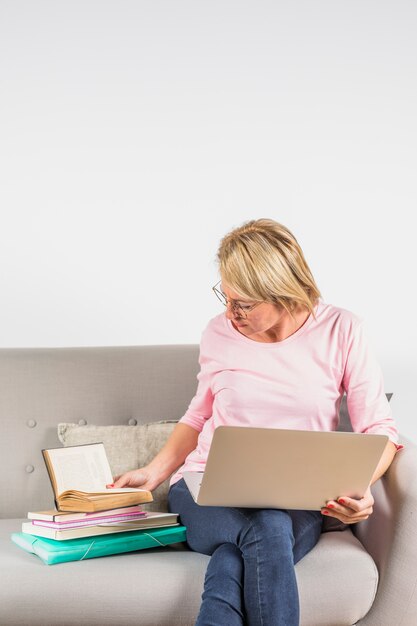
[216,218,321,319]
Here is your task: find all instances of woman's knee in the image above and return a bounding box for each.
[185,507,250,555]
[246,508,293,535]
[238,509,295,554]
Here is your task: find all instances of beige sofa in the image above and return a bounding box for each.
[0,346,416,626]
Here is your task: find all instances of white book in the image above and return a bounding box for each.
[22,512,179,541]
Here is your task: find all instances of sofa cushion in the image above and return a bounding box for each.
[2,518,377,626]
[58,421,178,512]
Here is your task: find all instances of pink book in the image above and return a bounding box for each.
[27,505,145,522]
[32,510,147,529]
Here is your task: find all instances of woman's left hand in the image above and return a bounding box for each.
[321,486,374,524]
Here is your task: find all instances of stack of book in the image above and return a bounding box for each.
[11,442,186,565]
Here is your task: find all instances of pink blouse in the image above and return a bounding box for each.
[169,299,402,487]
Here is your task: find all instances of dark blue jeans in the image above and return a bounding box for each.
[168,479,323,626]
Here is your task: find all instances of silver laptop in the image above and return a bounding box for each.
[183,426,388,510]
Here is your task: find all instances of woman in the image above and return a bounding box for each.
[112,218,402,626]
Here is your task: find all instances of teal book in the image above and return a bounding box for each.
[11,524,187,565]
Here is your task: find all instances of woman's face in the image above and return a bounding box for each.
[221,283,295,342]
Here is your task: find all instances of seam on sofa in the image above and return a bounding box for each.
[358,557,379,624]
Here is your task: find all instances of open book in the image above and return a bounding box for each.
[42,443,153,513]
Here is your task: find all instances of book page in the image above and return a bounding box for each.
[46,444,114,495]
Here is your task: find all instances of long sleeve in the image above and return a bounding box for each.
[178,326,215,433]
[341,319,402,449]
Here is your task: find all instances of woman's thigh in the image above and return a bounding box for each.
[168,478,257,554]
[168,478,323,559]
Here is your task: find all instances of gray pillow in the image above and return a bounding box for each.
[58,421,178,512]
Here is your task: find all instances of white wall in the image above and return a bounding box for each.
[1,1,416,439]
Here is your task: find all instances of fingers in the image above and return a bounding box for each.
[336,494,374,512]
[112,470,146,489]
[105,468,151,490]
[106,475,119,488]
[113,474,129,488]
[321,492,374,524]
[321,507,372,524]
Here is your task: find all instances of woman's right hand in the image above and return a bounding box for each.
[106,423,199,493]
[108,466,162,492]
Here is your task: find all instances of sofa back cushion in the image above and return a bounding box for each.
[0,345,200,518]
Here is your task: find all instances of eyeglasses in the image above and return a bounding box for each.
[212,280,263,319]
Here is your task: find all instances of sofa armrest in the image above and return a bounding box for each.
[353,436,417,626]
